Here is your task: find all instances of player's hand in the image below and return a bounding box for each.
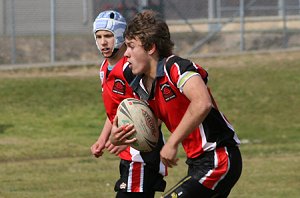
[105,140,128,155]
[110,116,137,146]
[160,142,179,168]
[90,138,106,158]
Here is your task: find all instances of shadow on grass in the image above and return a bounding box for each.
[0,124,13,134]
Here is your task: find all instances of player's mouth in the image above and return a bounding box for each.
[127,61,132,69]
[101,48,111,54]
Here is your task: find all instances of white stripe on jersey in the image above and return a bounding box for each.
[122,61,130,71]
[127,162,133,192]
[163,64,173,85]
[139,164,144,192]
[219,113,241,145]
[199,124,217,151]
[130,147,144,162]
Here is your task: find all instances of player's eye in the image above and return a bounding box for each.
[128,44,135,49]
[105,34,113,38]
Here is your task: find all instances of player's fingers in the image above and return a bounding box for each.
[90,146,94,153]
[106,143,114,151]
[123,137,137,144]
[161,156,178,168]
[91,146,98,154]
[109,146,119,155]
[114,145,127,155]
[105,141,111,148]
[161,158,172,168]
[169,158,179,166]
[94,151,104,158]
[114,150,121,155]
[114,147,122,155]
[118,124,134,141]
[122,124,134,132]
[90,143,98,152]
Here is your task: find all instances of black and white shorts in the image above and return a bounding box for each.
[114,159,166,193]
[162,146,242,198]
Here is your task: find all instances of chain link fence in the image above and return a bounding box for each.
[1,0,300,66]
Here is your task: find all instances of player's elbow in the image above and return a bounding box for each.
[202,100,212,116]
[206,99,212,109]
[191,98,212,118]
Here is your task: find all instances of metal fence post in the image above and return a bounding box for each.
[240,0,245,51]
[10,0,16,64]
[51,0,56,63]
[82,0,88,25]
[278,0,284,16]
[281,0,287,48]
[2,0,7,35]
[216,0,221,25]
[208,0,218,32]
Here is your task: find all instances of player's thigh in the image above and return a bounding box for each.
[162,176,216,198]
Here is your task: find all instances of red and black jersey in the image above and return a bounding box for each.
[126,55,240,159]
[99,57,167,177]
[100,57,134,122]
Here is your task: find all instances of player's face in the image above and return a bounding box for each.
[95,30,115,58]
[124,37,150,75]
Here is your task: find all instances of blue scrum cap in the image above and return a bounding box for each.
[93,10,127,50]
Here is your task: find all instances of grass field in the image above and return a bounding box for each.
[0,51,300,198]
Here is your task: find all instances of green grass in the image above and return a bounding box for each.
[1,51,300,198]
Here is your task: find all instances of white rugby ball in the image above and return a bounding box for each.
[116,98,159,152]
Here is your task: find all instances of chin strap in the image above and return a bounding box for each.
[105,48,119,58]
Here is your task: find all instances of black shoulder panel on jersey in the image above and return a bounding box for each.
[165,56,197,76]
[123,65,135,85]
[166,55,209,85]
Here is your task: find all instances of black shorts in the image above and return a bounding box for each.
[114,159,166,194]
[162,146,242,198]
[116,191,155,198]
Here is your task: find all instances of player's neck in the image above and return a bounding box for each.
[142,75,155,94]
[143,57,159,93]
[147,53,159,80]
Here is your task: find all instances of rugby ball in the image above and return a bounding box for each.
[116,98,159,152]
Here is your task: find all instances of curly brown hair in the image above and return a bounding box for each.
[124,10,174,58]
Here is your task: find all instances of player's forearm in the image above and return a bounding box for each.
[98,117,112,142]
[169,76,212,146]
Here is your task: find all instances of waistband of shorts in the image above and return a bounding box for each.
[186,146,239,162]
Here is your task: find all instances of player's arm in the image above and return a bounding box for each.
[91,117,130,157]
[90,117,112,158]
[160,74,212,167]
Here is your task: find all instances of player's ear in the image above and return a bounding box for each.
[148,43,156,55]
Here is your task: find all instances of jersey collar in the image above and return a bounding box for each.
[130,58,166,101]
[156,58,166,78]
